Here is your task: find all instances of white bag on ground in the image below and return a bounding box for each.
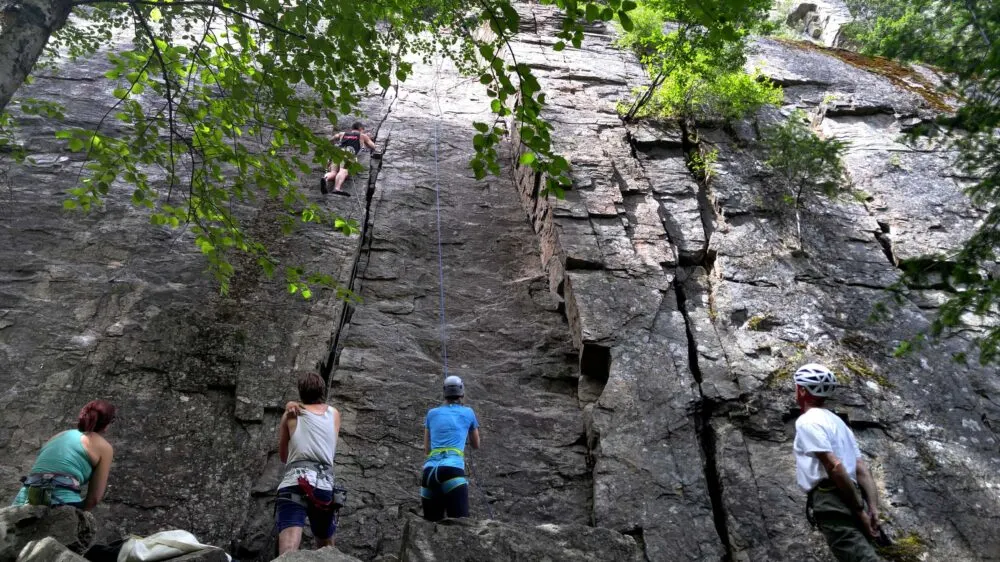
[117,530,230,562]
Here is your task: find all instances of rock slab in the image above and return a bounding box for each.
[0,506,95,562]
[398,516,642,562]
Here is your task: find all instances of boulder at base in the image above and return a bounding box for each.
[274,546,362,561]
[17,537,86,561]
[398,515,643,562]
[0,506,96,562]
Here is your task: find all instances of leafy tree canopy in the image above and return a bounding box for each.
[618,0,774,121]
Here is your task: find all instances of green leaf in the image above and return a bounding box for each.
[473,122,489,133]
[519,152,536,165]
[553,41,566,51]
[149,7,162,21]
[618,11,634,31]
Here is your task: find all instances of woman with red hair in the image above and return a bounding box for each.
[10,399,116,510]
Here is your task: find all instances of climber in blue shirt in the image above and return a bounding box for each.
[421,375,481,521]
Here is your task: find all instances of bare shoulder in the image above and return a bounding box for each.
[93,432,113,453]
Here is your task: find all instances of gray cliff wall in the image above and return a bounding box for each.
[0,4,998,562]
[510,5,999,561]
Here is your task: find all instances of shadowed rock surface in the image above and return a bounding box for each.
[1,3,998,562]
[0,506,95,562]
[16,537,86,562]
[398,515,642,562]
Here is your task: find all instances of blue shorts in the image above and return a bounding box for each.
[275,485,337,539]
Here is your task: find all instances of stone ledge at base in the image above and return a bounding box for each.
[398,515,643,562]
[275,546,362,561]
[17,537,86,561]
[0,506,96,562]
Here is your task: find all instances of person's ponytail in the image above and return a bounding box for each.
[77,400,117,433]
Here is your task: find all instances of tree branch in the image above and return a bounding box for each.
[70,0,306,39]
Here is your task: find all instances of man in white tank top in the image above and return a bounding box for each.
[275,372,341,554]
[792,364,882,562]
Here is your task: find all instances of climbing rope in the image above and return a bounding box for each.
[431,59,450,378]
[428,55,498,520]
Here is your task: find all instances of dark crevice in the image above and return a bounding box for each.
[695,401,734,562]
[675,273,734,561]
[673,274,702,385]
[677,120,718,273]
[874,219,897,267]
[579,342,611,403]
[565,256,605,270]
[623,527,651,562]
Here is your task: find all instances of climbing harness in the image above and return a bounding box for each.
[420,465,469,500]
[281,461,347,512]
[20,472,81,506]
[426,447,465,462]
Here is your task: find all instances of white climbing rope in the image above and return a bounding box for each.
[431,57,450,378]
[429,54,494,520]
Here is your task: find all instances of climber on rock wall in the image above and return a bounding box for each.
[420,375,481,521]
[321,121,379,196]
[275,372,342,554]
[11,400,116,511]
[793,364,883,562]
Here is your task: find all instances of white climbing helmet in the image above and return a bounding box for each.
[793,363,838,397]
[443,375,464,398]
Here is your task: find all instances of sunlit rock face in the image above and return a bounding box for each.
[1,4,997,562]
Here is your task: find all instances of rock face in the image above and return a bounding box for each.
[0,506,95,562]
[274,547,360,562]
[398,515,642,562]
[1,3,998,562]
[17,537,86,562]
[783,1,854,47]
[510,5,999,562]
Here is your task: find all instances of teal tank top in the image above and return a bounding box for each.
[11,430,94,506]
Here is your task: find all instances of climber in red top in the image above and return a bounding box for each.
[321,122,379,196]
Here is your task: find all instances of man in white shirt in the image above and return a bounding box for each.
[793,363,882,561]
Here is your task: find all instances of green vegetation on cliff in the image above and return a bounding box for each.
[615,0,781,122]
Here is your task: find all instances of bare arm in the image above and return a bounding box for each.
[332,407,342,444]
[361,133,378,151]
[468,428,480,450]
[817,452,876,537]
[423,427,430,456]
[332,132,344,142]
[278,412,292,464]
[83,441,113,510]
[856,458,880,524]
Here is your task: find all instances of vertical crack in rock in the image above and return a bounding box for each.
[874,219,898,267]
[319,117,394,383]
[675,272,734,561]
[678,120,718,270]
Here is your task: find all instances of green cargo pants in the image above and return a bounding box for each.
[810,486,881,562]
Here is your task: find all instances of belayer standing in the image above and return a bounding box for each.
[11,399,116,510]
[793,364,883,562]
[420,375,481,521]
[276,372,342,554]
[320,121,379,196]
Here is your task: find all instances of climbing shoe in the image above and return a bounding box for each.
[333,190,351,197]
[320,177,328,194]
